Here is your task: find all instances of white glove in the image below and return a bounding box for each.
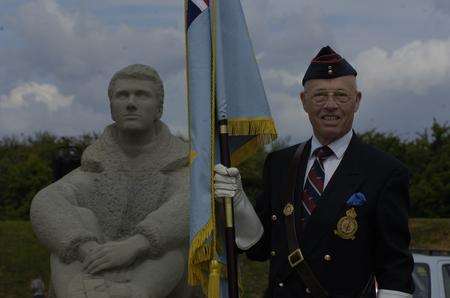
[214,164,263,250]
[213,164,245,205]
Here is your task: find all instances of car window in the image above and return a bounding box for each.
[443,264,450,298]
[413,263,431,298]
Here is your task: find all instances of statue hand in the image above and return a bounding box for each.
[82,235,149,274]
[78,241,101,262]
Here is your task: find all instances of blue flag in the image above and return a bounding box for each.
[185,0,277,296]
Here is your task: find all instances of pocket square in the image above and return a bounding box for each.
[346,192,366,206]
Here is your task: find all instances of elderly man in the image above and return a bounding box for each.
[214,46,414,297]
[31,64,190,298]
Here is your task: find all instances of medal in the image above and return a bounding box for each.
[334,207,358,240]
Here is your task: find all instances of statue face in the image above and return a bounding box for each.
[110,79,162,132]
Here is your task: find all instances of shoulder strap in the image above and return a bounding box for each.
[281,142,329,298]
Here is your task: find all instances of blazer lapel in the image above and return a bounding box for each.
[300,134,366,255]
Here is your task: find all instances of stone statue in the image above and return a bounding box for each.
[30,64,191,298]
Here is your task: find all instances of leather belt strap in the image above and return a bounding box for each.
[282,142,329,298]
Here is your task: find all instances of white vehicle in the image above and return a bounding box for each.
[412,251,450,298]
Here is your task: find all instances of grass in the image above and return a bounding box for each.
[0,219,449,297]
[0,221,50,298]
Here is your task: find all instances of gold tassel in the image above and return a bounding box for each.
[207,260,221,298]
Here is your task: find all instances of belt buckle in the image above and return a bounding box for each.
[288,249,304,267]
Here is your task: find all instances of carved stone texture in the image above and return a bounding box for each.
[30,65,193,298]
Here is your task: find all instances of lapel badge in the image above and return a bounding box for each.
[283,203,294,216]
[334,207,358,240]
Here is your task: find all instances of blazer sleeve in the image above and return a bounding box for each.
[374,166,414,294]
[245,152,273,261]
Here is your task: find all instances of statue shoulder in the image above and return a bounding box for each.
[161,134,189,173]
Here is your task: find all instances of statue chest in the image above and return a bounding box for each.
[79,169,171,240]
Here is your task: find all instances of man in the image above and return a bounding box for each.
[31,64,191,297]
[214,46,414,297]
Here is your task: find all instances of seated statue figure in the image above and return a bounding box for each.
[30,64,191,298]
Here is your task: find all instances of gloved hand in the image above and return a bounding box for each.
[213,164,245,206]
[213,163,264,250]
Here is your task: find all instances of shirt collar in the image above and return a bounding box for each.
[310,129,353,160]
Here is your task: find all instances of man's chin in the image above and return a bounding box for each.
[315,129,344,144]
[118,124,147,132]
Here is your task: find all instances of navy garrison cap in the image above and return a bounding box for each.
[302,46,357,86]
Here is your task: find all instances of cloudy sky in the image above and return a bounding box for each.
[0,0,449,142]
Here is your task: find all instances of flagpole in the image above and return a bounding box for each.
[217,119,239,298]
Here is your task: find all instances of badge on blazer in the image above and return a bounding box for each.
[334,207,358,240]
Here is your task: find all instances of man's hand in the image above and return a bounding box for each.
[214,164,264,250]
[82,234,150,274]
[213,164,244,205]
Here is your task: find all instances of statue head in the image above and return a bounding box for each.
[108,64,164,132]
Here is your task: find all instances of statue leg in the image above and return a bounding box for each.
[128,246,193,298]
[51,206,103,298]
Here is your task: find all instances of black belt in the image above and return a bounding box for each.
[281,142,329,298]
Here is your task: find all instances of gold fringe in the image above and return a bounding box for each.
[207,260,222,298]
[228,117,277,138]
[188,218,214,292]
[228,118,278,165]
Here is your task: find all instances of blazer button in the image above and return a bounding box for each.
[305,288,311,294]
[271,214,277,221]
[278,282,284,287]
[324,254,332,261]
[270,250,277,256]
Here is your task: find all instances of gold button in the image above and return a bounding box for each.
[324,254,332,261]
[283,203,294,216]
[270,250,276,256]
[278,282,284,287]
[271,214,277,221]
[306,288,311,294]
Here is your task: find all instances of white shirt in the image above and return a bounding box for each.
[304,129,353,188]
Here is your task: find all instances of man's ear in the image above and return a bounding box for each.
[156,104,163,120]
[300,91,309,113]
[109,100,116,122]
[354,91,362,113]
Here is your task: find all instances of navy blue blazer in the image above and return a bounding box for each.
[246,134,414,298]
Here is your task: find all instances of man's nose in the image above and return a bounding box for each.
[126,94,137,109]
[323,96,339,109]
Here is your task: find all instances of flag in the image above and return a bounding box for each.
[185,0,277,296]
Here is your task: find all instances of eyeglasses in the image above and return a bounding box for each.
[309,91,354,105]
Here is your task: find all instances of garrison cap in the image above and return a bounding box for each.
[302,46,357,86]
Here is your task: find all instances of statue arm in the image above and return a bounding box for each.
[133,165,189,258]
[30,169,98,263]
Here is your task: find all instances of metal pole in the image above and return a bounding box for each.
[218,119,239,298]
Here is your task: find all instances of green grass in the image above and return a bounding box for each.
[1,219,449,297]
[0,221,50,298]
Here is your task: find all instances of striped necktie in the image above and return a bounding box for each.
[301,145,334,219]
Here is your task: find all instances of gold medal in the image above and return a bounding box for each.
[334,207,358,240]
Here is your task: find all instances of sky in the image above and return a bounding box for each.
[0,0,449,143]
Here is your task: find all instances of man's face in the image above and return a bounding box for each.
[110,79,162,132]
[300,75,361,144]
